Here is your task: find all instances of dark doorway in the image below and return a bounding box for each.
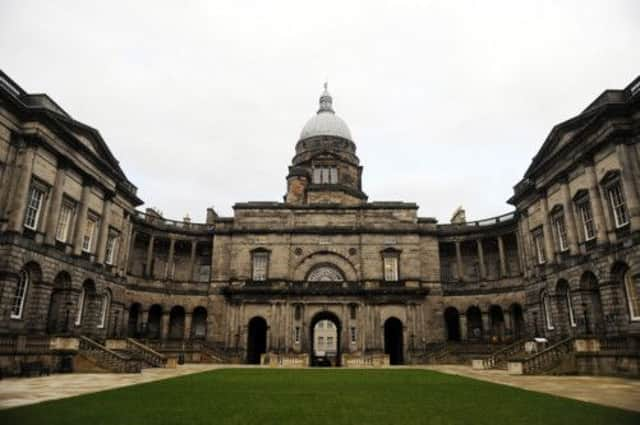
[309,311,342,367]
[128,303,142,337]
[510,303,525,339]
[384,317,404,365]
[444,307,461,341]
[247,317,268,364]
[192,307,207,339]
[169,306,186,339]
[466,306,483,341]
[489,305,505,342]
[147,304,163,339]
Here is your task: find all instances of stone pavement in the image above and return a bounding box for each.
[0,364,229,410]
[1,364,639,413]
[423,365,640,413]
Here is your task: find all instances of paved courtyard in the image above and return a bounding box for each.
[423,365,640,413]
[1,364,638,413]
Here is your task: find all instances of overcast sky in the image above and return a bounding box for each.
[2,1,639,223]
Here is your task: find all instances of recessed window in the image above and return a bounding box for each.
[532,229,546,265]
[312,166,338,184]
[383,253,399,281]
[105,233,118,265]
[552,214,569,252]
[10,270,29,319]
[294,326,301,344]
[24,185,45,230]
[97,292,111,328]
[607,182,629,228]
[82,216,99,253]
[542,291,554,330]
[56,202,75,243]
[350,326,357,344]
[252,251,269,281]
[624,271,640,321]
[577,200,596,241]
[75,288,86,326]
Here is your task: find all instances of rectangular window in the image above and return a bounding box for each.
[578,201,596,241]
[318,336,324,348]
[608,183,629,228]
[383,254,399,281]
[82,217,98,253]
[294,326,300,344]
[326,336,333,347]
[350,326,356,344]
[533,230,546,264]
[252,251,269,281]
[312,166,338,184]
[55,203,75,242]
[24,186,45,230]
[105,234,118,265]
[553,215,568,252]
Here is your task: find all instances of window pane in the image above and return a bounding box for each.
[56,204,74,242]
[313,168,322,184]
[11,270,29,318]
[330,167,338,184]
[24,186,44,230]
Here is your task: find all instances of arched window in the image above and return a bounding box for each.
[307,265,344,282]
[10,270,29,319]
[624,271,640,321]
[541,291,554,330]
[98,291,111,329]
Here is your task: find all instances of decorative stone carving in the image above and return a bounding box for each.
[307,265,344,282]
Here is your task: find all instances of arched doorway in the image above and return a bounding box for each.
[580,272,605,335]
[309,311,341,366]
[128,303,142,337]
[147,304,163,339]
[510,303,525,339]
[489,305,505,342]
[556,280,575,335]
[247,317,268,364]
[384,317,404,365]
[192,307,208,339]
[444,307,461,341]
[169,306,186,339]
[47,271,73,334]
[466,306,483,341]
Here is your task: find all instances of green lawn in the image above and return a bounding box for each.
[1,369,638,425]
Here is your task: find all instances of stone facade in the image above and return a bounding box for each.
[0,70,639,368]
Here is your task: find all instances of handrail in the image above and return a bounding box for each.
[128,338,167,367]
[521,337,574,374]
[79,336,139,372]
[482,338,526,369]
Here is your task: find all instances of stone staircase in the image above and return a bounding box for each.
[199,341,239,364]
[511,337,575,375]
[480,338,527,370]
[125,338,167,368]
[78,336,141,373]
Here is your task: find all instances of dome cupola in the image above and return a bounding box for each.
[299,83,352,142]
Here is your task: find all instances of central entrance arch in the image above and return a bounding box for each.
[309,311,342,366]
[247,317,267,364]
[384,317,404,365]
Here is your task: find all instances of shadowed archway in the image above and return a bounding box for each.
[247,316,268,364]
[384,317,404,365]
[309,311,342,366]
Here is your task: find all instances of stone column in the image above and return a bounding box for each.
[166,237,176,280]
[44,165,66,245]
[455,241,464,281]
[161,312,170,340]
[585,163,612,244]
[541,197,555,263]
[145,234,155,278]
[72,182,91,256]
[7,144,36,232]
[96,194,113,264]
[476,239,486,280]
[184,313,193,340]
[126,230,137,274]
[189,240,197,281]
[497,235,507,277]
[561,181,579,254]
[459,314,467,340]
[617,143,640,231]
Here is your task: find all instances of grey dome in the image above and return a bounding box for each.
[299,84,352,142]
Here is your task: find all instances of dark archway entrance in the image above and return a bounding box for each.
[466,306,483,341]
[384,317,404,365]
[192,307,207,339]
[247,317,268,364]
[169,306,186,339]
[510,303,525,339]
[444,307,461,341]
[489,305,505,342]
[47,272,73,334]
[128,303,142,337]
[309,311,341,367]
[147,304,162,339]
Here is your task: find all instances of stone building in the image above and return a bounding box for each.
[0,70,638,373]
